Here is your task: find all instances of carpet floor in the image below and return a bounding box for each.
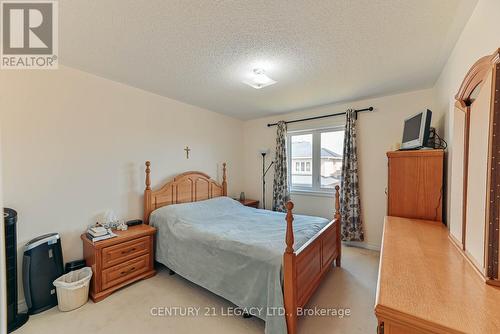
[16,246,379,334]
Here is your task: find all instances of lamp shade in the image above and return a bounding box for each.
[259,148,270,155]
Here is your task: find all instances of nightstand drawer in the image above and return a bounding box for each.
[102,236,150,268]
[101,254,150,290]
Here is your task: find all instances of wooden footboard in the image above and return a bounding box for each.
[283,185,342,334]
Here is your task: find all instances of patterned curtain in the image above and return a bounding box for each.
[340,109,364,241]
[272,121,289,212]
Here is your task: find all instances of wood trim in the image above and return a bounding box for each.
[375,305,463,334]
[487,60,500,279]
[455,49,500,107]
[486,279,500,287]
[450,234,489,283]
[454,100,466,113]
[143,161,228,224]
[462,107,470,250]
[386,150,444,158]
[484,67,495,275]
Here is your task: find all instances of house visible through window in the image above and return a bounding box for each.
[287,127,344,194]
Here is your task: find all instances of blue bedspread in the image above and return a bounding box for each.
[150,197,330,334]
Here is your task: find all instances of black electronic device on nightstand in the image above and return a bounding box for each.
[126,219,143,227]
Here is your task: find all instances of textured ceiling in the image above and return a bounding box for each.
[59,0,478,120]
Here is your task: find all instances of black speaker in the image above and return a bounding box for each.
[4,208,29,333]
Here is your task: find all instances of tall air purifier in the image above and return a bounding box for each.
[4,208,29,333]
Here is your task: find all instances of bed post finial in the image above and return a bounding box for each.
[285,201,295,253]
[334,185,342,267]
[145,161,151,190]
[222,162,227,196]
[144,161,152,224]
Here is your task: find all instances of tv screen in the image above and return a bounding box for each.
[400,109,432,150]
[402,113,423,142]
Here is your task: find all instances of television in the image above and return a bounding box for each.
[400,109,432,150]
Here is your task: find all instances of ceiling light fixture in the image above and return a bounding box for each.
[243,68,276,89]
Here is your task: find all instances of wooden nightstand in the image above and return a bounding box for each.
[81,224,156,302]
[239,199,259,208]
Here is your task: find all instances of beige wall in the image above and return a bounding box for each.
[433,0,500,234]
[243,88,437,250]
[0,66,244,305]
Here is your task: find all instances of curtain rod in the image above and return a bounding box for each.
[266,107,374,127]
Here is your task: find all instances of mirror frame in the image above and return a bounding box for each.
[454,49,500,285]
[455,49,500,285]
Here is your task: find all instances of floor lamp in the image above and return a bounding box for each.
[260,149,274,210]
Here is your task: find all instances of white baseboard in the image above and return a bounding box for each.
[343,241,381,251]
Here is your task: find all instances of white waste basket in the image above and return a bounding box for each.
[53,267,93,311]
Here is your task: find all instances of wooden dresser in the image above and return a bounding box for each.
[387,150,444,222]
[375,216,500,333]
[81,224,156,302]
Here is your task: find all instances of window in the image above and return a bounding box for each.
[287,127,344,194]
[289,133,312,186]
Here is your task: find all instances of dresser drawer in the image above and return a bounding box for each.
[102,236,150,268]
[101,254,150,290]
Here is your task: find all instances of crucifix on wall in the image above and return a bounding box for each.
[184,146,191,159]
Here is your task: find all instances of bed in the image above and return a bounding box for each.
[143,161,341,334]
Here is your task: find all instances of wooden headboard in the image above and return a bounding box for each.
[143,161,227,224]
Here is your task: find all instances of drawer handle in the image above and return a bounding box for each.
[120,266,136,275]
[121,248,136,255]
